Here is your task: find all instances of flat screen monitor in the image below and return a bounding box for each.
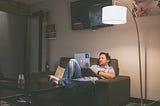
[70,0,112,30]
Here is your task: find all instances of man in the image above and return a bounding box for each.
[49,52,115,87]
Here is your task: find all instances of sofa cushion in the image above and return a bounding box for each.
[59,57,72,68]
[54,66,65,78]
[110,59,119,76]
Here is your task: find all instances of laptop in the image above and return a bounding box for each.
[74,53,90,69]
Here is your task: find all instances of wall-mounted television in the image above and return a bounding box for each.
[70,0,112,30]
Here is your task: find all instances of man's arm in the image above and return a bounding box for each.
[98,71,115,79]
[90,68,116,79]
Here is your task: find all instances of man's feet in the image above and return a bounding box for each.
[48,75,59,84]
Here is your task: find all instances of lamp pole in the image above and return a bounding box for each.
[120,4,143,105]
[102,2,144,105]
[131,10,143,106]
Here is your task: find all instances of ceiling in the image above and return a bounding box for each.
[13,0,48,5]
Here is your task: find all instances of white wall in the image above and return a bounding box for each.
[30,0,160,100]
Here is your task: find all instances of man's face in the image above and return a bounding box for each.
[99,54,110,66]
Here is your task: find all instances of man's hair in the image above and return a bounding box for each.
[99,52,111,65]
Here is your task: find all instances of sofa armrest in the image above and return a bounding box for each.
[30,71,55,89]
[95,75,130,83]
[95,76,130,106]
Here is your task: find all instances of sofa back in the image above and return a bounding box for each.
[59,57,119,76]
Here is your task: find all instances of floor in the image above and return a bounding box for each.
[2,99,160,106]
[2,95,160,106]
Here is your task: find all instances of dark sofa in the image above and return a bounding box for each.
[57,57,130,106]
[30,57,130,106]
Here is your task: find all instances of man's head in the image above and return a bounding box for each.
[98,52,111,66]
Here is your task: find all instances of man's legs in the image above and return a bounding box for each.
[49,59,82,84]
[49,59,97,87]
[62,59,82,79]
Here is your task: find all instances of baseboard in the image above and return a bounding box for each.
[130,97,154,103]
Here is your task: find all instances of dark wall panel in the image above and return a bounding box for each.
[0,11,27,78]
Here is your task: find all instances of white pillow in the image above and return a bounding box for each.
[54,66,65,78]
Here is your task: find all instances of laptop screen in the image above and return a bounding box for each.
[74,53,90,69]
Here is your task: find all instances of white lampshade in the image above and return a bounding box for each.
[102,5,127,24]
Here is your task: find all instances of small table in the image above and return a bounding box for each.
[0,79,59,105]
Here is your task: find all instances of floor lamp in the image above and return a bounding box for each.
[102,2,145,106]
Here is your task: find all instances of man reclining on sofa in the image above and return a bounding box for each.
[48,52,116,87]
